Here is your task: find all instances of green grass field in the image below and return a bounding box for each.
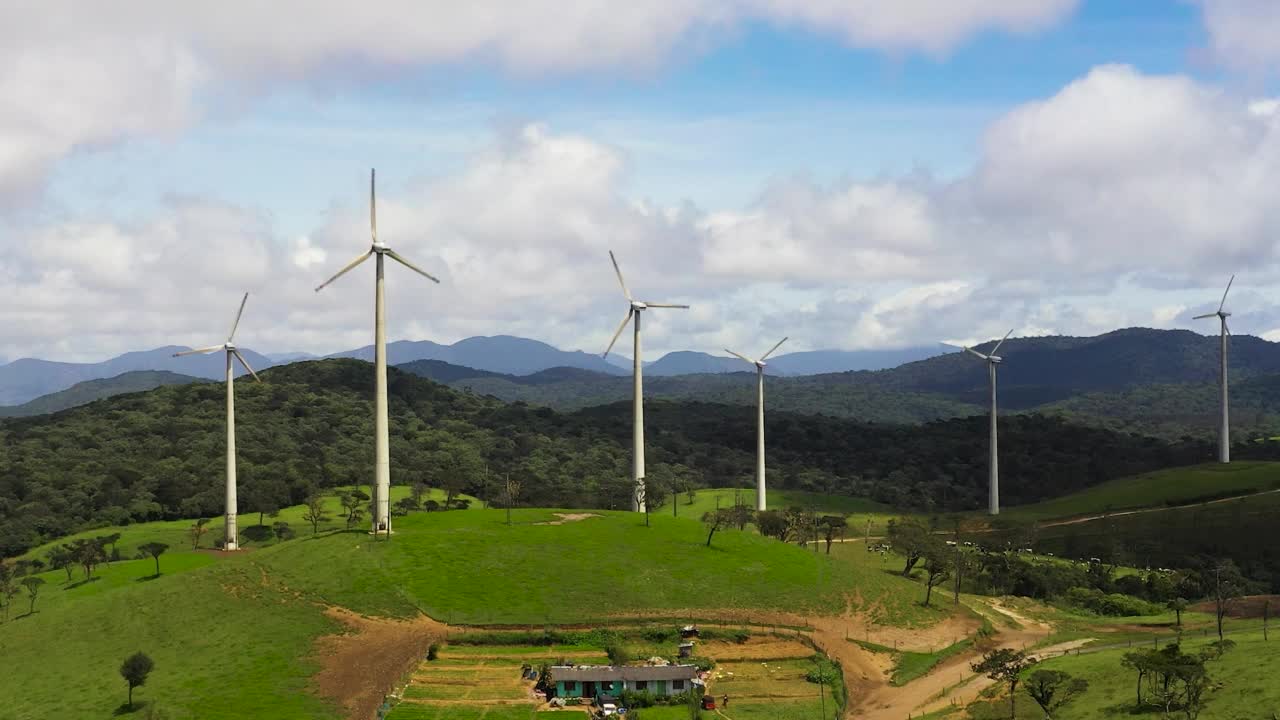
[965,630,1279,719]
[1002,461,1280,521]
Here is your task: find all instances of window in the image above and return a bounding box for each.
[672,680,685,691]
[634,681,647,691]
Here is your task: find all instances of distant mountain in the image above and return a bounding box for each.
[767,346,949,375]
[0,371,202,418]
[0,346,274,406]
[646,351,763,376]
[329,335,625,376]
[395,359,506,384]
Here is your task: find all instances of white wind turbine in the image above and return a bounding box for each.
[1194,275,1235,464]
[172,293,261,550]
[962,329,1013,516]
[315,169,440,534]
[725,338,788,512]
[602,251,689,512]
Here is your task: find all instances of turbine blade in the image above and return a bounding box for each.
[386,249,441,283]
[1192,313,1217,320]
[963,347,989,361]
[760,336,789,361]
[1218,274,1235,312]
[642,302,690,309]
[315,250,373,292]
[603,309,633,357]
[370,168,377,244]
[609,250,632,300]
[724,348,755,364]
[227,292,248,342]
[232,348,261,382]
[990,329,1014,355]
[173,345,223,357]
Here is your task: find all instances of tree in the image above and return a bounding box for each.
[69,537,108,580]
[302,493,329,535]
[755,510,789,541]
[120,651,154,710]
[971,649,1034,719]
[1168,597,1189,628]
[920,539,952,607]
[0,563,14,622]
[819,515,848,554]
[101,532,123,562]
[887,518,931,576]
[272,521,295,541]
[189,518,210,550]
[20,576,45,615]
[1121,649,1156,708]
[503,475,521,526]
[46,546,74,582]
[702,509,731,547]
[338,488,369,530]
[1024,669,1088,718]
[139,542,168,577]
[1206,559,1244,641]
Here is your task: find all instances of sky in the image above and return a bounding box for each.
[4,0,1280,362]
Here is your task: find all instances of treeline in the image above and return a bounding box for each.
[0,359,1215,557]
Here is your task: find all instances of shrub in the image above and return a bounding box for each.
[605,642,632,665]
[427,643,439,661]
[620,690,656,708]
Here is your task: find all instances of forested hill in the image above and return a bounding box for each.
[0,359,1219,556]
[402,328,1280,439]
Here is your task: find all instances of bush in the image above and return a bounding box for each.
[1061,587,1163,616]
[619,690,656,708]
[605,642,632,665]
[427,643,439,661]
[686,655,716,672]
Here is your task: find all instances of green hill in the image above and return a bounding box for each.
[1003,461,1280,521]
[0,508,930,719]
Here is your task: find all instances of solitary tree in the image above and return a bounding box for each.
[702,509,732,547]
[819,515,848,554]
[272,521,295,541]
[1168,597,1189,628]
[503,475,521,526]
[338,489,369,530]
[920,540,952,607]
[189,518,210,550]
[887,518,931,576]
[972,649,1034,719]
[46,546,74,582]
[69,538,108,580]
[120,651,154,710]
[1207,559,1244,641]
[1025,669,1088,718]
[20,576,45,615]
[139,542,169,577]
[302,494,329,535]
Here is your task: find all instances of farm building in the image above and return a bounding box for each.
[551,665,699,699]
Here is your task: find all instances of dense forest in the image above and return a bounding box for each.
[0,359,1225,557]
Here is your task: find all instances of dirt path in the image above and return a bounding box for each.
[311,606,450,720]
[851,600,1064,719]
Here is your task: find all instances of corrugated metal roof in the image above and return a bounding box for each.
[551,665,699,682]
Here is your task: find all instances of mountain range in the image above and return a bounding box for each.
[0,335,948,407]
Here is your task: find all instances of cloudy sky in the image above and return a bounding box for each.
[4,0,1280,362]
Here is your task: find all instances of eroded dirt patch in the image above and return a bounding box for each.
[1192,594,1280,619]
[312,607,450,720]
[534,512,602,525]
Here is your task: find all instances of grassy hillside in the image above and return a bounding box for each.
[0,506,931,719]
[1003,461,1280,521]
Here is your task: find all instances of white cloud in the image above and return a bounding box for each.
[12,64,1280,361]
[0,1,1078,205]
[1197,0,1280,75]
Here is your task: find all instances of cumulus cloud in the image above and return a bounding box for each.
[11,65,1280,360]
[1197,0,1280,75]
[0,1,1078,205]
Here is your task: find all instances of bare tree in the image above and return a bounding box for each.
[302,494,329,535]
[189,518,210,550]
[503,475,521,526]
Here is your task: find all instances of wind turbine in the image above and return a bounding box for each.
[1194,275,1235,464]
[315,169,440,534]
[962,329,1012,516]
[725,338,788,512]
[172,293,261,550]
[602,251,689,512]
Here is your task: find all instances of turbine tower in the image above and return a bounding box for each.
[316,169,440,534]
[1194,275,1235,464]
[603,251,688,512]
[725,338,788,512]
[172,293,261,550]
[962,329,1012,515]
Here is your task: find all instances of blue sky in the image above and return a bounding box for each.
[5,0,1280,361]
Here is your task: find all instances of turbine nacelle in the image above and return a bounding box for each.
[961,329,1013,366]
[602,250,689,358]
[631,301,648,311]
[725,337,788,372]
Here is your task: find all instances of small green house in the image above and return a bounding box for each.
[551,665,699,700]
